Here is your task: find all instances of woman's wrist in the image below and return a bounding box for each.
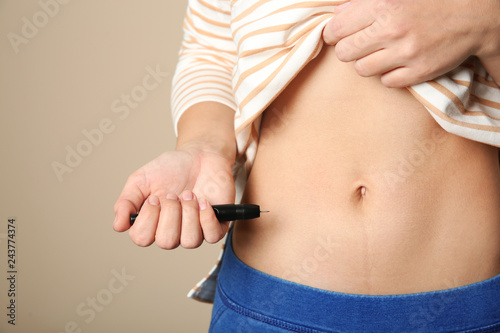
[176,135,236,164]
[175,102,237,163]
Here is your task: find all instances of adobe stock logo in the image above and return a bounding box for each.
[7,0,73,54]
[55,267,135,333]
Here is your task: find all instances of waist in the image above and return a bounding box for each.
[220,227,500,332]
[232,45,500,295]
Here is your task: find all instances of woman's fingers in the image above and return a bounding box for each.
[199,198,229,243]
[179,191,204,249]
[113,172,149,232]
[124,189,229,249]
[155,194,182,249]
[113,198,139,232]
[128,195,161,247]
[323,0,373,45]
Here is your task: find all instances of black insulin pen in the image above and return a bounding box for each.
[130,204,269,225]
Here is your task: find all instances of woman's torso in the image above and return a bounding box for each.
[232,45,500,295]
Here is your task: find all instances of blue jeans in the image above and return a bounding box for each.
[209,229,500,333]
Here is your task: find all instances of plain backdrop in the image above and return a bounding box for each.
[0,1,222,332]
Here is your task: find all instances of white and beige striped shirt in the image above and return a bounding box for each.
[171,0,500,303]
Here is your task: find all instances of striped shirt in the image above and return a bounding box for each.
[171,0,500,303]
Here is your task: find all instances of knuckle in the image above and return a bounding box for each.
[416,58,437,80]
[381,74,402,88]
[383,0,402,12]
[373,0,387,12]
[113,201,121,213]
[374,0,396,13]
[381,77,398,88]
[354,60,370,77]
[402,40,419,60]
[130,233,154,247]
[375,17,406,39]
[204,232,221,244]
[330,20,345,40]
[329,20,344,40]
[162,198,181,212]
[181,236,203,249]
[379,27,398,40]
[199,217,222,244]
[181,198,198,211]
[156,235,180,250]
[335,43,351,62]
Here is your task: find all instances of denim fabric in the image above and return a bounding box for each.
[209,229,500,333]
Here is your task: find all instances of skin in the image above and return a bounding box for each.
[231,44,500,294]
[322,0,500,87]
[114,1,500,258]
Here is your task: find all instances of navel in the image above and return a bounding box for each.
[357,185,367,202]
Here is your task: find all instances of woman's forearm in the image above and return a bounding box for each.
[176,102,237,162]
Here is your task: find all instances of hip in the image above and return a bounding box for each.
[211,228,500,333]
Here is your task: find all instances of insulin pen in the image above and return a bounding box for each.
[130,204,269,225]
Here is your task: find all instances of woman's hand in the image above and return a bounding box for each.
[323,0,500,87]
[113,143,235,249]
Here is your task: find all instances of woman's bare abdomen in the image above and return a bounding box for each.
[232,45,500,295]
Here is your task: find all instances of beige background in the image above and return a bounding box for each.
[0,1,221,332]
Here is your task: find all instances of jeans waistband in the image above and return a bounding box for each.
[217,229,500,332]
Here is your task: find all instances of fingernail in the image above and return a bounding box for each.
[148,195,160,206]
[182,191,193,201]
[166,193,178,200]
[199,198,208,210]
